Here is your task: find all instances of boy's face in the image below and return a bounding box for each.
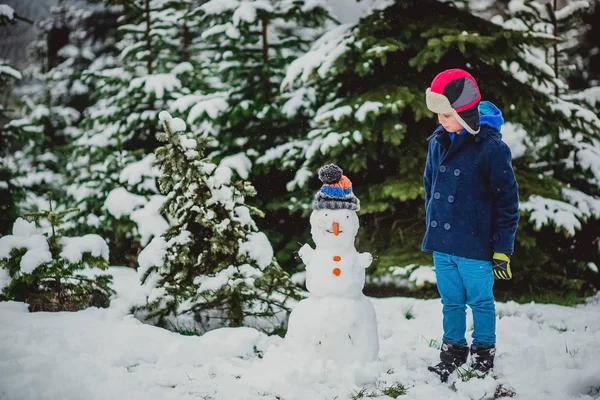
[438,113,464,133]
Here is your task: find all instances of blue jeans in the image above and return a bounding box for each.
[433,252,496,347]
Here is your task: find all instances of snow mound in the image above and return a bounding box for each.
[1,267,599,400]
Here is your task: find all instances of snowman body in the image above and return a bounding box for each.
[305,246,365,298]
[286,208,379,363]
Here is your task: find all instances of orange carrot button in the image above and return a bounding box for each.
[333,255,341,262]
[333,268,341,276]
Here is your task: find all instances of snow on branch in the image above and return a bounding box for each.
[520,194,588,236]
[0,219,51,276]
[571,139,600,187]
[551,98,600,128]
[555,1,589,21]
[502,122,530,159]
[158,110,186,132]
[281,86,317,118]
[172,93,230,124]
[238,232,273,270]
[60,235,109,263]
[200,0,274,17]
[220,153,252,180]
[120,154,160,192]
[129,74,181,100]
[508,0,549,20]
[255,139,306,168]
[0,63,22,80]
[279,0,331,13]
[0,4,32,25]
[232,2,258,25]
[564,87,600,109]
[315,104,353,123]
[562,188,600,220]
[104,188,168,246]
[281,24,353,90]
[0,4,14,20]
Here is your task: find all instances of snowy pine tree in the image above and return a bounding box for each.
[262,0,600,295]
[66,0,197,266]
[2,98,79,211]
[0,3,32,235]
[170,0,334,268]
[26,1,121,111]
[0,57,23,236]
[577,0,600,88]
[173,0,332,163]
[494,0,600,291]
[501,0,591,95]
[1,1,122,222]
[135,111,300,334]
[0,194,113,312]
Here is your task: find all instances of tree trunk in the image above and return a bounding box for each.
[261,18,271,99]
[145,0,152,74]
[553,0,559,96]
[183,21,190,61]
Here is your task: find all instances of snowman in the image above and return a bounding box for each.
[285,164,379,364]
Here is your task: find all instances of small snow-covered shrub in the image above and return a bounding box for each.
[0,200,113,311]
[134,112,300,334]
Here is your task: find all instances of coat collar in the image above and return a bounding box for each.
[433,126,450,149]
[433,124,493,147]
[474,125,491,143]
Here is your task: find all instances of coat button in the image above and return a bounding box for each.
[439,165,447,173]
[431,221,438,228]
[454,169,461,176]
[448,195,454,203]
[434,192,441,199]
[444,223,451,230]
[493,233,500,241]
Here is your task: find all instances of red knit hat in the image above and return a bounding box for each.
[425,69,481,134]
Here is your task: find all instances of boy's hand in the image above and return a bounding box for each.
[493,253,512,280]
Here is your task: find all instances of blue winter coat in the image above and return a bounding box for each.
[422,101,520,261]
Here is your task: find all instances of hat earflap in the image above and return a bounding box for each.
[426,89,480,135]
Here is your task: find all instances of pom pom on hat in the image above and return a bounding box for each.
[312,164,360,211]
[319,164,343,184]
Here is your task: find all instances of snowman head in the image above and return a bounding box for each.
[309,164,361,247]
[310,209,359,247]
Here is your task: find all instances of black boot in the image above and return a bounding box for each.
[470,345,495,373]
[428,341,469,382]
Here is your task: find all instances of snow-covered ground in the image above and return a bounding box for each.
[1,267,600,400]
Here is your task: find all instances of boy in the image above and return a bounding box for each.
[422,69,520,382]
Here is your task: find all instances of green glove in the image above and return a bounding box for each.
[493,253,512,280]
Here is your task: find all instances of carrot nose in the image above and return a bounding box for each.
[332,222,340,236]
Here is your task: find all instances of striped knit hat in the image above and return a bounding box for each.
[312,164,360,211]
[425,69,481,134]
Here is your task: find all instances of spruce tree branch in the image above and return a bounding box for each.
[122,0,145,12]
[43,275,104,284]
[160,118,173,138]
[14,14,34,25]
